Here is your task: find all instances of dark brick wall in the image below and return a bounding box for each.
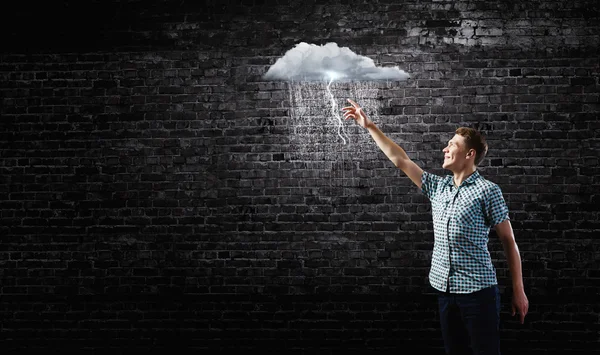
[1,0,599,353]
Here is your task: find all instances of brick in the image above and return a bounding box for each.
[0,0,598,352]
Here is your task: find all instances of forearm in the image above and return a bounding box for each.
[366,124,410,166]
[502,240,525,293]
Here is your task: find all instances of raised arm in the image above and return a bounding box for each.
[343,99,423,189]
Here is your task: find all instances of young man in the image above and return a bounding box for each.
[342,99,528,355]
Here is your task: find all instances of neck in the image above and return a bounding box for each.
[453,167,477,187]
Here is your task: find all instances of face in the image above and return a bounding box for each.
[442,134,475,172]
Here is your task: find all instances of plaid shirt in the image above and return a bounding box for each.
[421,170,510,294]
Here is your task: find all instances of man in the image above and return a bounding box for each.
[342,99,528,355]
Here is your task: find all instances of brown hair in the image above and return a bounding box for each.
[456,127,488,166]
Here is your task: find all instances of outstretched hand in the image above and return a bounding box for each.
[342,99,374,129]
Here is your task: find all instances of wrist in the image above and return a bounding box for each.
[512,283,525,294]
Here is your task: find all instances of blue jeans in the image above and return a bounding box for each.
[437,285,501,355]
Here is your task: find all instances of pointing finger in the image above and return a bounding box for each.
[347,99,360,108]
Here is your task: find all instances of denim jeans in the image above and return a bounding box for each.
[437,285,501,355]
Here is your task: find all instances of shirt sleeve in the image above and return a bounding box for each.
[421,171,444,201]
[484,184,510,227]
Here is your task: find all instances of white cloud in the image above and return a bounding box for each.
[263,42,410,82]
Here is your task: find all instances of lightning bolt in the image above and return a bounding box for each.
[326,76,349,145]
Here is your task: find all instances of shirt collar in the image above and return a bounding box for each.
[444,170,481,187]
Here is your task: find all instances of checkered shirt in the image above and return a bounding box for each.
[421,170,510,294]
